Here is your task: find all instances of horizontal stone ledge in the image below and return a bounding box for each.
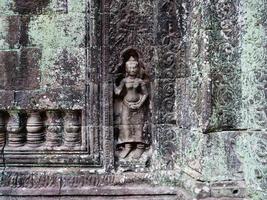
[201,198,244,200]
[204,129,267,134]
[60,185,178,196]
[0,185,181,197]
[0,194,179,200]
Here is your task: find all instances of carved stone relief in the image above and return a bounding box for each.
[64,110,81,148]
[46,110,63,147]
[0,112,5,147]
[26,111,45,147]
[109,0,154,73]
[1,110,82,150]
[209,0,242,130]
[6,111,25,147]
[0,0,265,199]
[113,49,151,169]
[105,0,155,171]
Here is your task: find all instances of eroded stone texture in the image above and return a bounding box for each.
[0,0,266,199]
[240,0,267,130]
[208,0,242,130]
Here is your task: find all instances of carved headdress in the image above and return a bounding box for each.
[114,48,147,79]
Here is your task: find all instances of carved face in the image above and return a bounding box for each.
[126,56,139,76]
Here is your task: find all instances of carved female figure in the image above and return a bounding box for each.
[114,55,149,159]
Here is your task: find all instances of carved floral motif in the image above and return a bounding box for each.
[255,140,267,164]
[210,0,241,129]
[156,126,180,169]
[109,0,154,73]
[157,0,189,79]
[156,80,176,124]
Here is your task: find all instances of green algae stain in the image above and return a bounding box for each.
[201,134,230,181]
[0,0,15,15]
[28,12,86,89]
[240,0,267,129]
[236,133,267,200]
[68,0,86,13]
[29,12,85,48]
[0,17,9,49]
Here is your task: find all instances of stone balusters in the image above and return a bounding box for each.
[46,110,63,147]
[26,111,44,147]
[0,110,82,149]
[0,112,6,146]
[64,111,81,147]
[6,111,25,147]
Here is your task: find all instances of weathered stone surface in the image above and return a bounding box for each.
[154,79,176,124]
[0,50,19,90]
[202,132,244,182]
[0,16,20,49]
[0,0,266,199]
[240,0,267,130]
[0,48,41,90]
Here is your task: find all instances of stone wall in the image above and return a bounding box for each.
[0,0,266,199]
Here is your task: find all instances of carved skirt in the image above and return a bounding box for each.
[118,102,146,145]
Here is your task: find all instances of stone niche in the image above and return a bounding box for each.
[0,0,266,199]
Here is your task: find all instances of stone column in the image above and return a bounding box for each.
[6,111,24,147]
[26,111,44,147]
[64,110,81,147]
[0,112,6,146]
[46,110,63,147]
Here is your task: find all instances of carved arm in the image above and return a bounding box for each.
[128,81,148,109]
[114,79,125,95]
[139,81,149,105]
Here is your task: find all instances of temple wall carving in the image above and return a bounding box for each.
[0,110,82,149]
[0,0,266,199]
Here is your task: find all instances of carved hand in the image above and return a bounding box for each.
[128,103,141,110]
[125,98,144,110]
[114,83,120,95]
[114,79,125,95]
